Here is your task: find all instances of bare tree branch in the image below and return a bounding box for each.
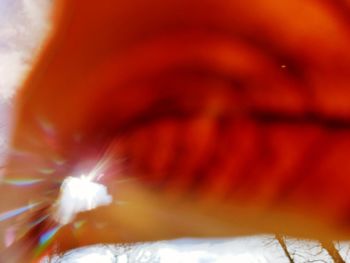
[275,234,295,263]
[319,240,345,263]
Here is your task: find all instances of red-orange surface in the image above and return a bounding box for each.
[3,0,350,261]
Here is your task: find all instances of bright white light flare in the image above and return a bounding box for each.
[54,175,112,225]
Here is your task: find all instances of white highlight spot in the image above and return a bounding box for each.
[54,175,112,224]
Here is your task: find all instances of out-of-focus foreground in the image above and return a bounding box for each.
[2,0,350,262]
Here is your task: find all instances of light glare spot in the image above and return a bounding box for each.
[54,175,112,224]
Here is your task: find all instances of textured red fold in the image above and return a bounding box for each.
[3,0,350,260]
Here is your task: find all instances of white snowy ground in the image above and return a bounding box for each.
[0,1,349,262]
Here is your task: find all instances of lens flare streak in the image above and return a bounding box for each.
[35,225,62,258]
[2,178,44,187]
[0,202,40,222]
[39,226,61,246]
[28,214,50,229]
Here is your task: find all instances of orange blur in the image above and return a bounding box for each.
[3,0,350,261]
